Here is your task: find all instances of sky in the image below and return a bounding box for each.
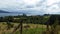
[0,0,60,15]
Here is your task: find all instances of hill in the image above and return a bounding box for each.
[0,10,10,13]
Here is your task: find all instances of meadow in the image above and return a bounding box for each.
[0,22,47,34]
[0,14,60,34]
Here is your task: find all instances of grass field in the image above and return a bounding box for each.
[0,22,47,34]
[0,22,60,34]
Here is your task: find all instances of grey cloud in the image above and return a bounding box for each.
[0,0,60,15]
[26,5,34,8]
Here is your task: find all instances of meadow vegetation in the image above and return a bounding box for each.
[0,22,47,34]
[0,14,60,34]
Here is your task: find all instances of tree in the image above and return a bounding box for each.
[0,17,3,22]
[4,16,14,30]
[22,13,27,17]
[45,15,60,34]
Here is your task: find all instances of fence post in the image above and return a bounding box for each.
[20,18,27,34]
[20,20,23,34]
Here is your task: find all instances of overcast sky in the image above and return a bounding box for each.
[0,0,60,14]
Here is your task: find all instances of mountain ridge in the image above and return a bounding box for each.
[0,10,10,13]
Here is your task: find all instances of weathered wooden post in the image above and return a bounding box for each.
[45,15,53,34]
[6,16,13,30]
[20,18,27,34]
[44,17,50,34]
[46,15,60,34]
[12,17,27,34]
[20,19,23,34]
[6,17,10,30]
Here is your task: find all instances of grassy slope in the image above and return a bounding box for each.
[0,22,47,34]
[1,22,60,34]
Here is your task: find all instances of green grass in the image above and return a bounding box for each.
[0,22,48,34]
[15,28,46,34]
[0,22,60,34]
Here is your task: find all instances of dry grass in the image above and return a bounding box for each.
[0,22,47,34]
[0,22,60,34]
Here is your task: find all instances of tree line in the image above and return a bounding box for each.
[0,14,60,25]
[0,14,49,24]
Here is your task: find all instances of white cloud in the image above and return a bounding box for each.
[46,0,60,14]
[0,0,60,14]
[46,0,60,6]
[0,0,46,10]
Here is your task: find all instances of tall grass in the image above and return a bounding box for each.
[0,22,46,34]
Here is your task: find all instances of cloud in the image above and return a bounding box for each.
[0,0,60,15]
[46,0,60,14]
[0,0,46,10]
